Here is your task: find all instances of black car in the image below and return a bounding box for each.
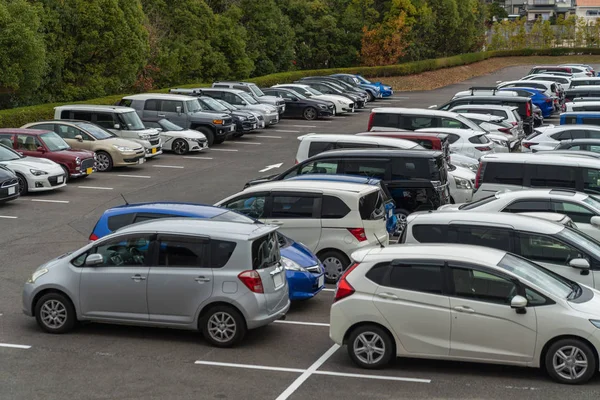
[299,76,370,102]
[261,88,334,120]
[0,163,19,203]
[196,96,257,135]
[245,148,450,217]
[564,87,600,103]
[295,80,365,109]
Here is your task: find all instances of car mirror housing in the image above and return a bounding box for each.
[570,258,590,270]
[590,215,600,229]
[113,124,121,130]
[74,135,83,142]
[176,106,182,115]
[510,295,527,313]
[85,253,103,266]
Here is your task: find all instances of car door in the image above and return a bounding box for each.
[158,99,187,127]
[56,124,93,151]
[263,191,322,252]
[551,200,600,240]
[219,191,270,222]
[276,90,301,116]
[142,99,159,120]
[79,234,152,321]
[447,263,537,363]
[372,260,451,356]
[146,234,213,325]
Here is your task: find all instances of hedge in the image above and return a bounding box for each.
[2,47,600,129]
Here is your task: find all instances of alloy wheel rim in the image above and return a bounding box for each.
[323,256,344,280]
[553,346,588,380]
[96,154,110,171]
[173,140,187,155]
[395,213,408,232]
[17,176,25,194]
[208,312,236,343]
[40,299,67,329]
[353,332,385,365]
[305,108,316,120]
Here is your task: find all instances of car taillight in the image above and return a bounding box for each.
[238,270,264,293]
[347,228,367,242]
[498,127,511,134]
[545,98,552,103]
[522,142,536,149]
[475,146,492,151]
[367,112,375,131]
[526,102,531,117]
[294,159,299,164]
[510,121,518,126]
[89,233,98,241]
[334,262,360,302]
[474,162,485,189]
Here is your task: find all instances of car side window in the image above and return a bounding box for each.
[271,194,317,219]
[57,125,85,140]
[222,194,267,219]
[72,111,92,121]
[412,224,453,243]
[454,225,512,252]
[157,235,207,267]
[95,113,115,129]
[588,130,600,139]
[295,160,340,176]
[441,118,464,129]
[0,134,13,148]
[583,167,600,193]
[590,145,600,153]
[16,134,41,151]
[160,100,183,113]
[503,200,551,213]
[450,267,516,305]
[89,235,152,267]
[321,195,351,219]
[482,162,523,185]
[144,100,158,111]
[446,133,460,144]
[388,263,443,294]
[517,232,583,265]
[308,141,335,157]
[344,159,387,179]
[552,201,595,224]
[143,121,161,130]
[31,123,54,132]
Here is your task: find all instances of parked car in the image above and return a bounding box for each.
[141,119,208,155]
[569,77,600,88]
[213,99,266,129]
[520,212,577,229]
[196,96,258,135]
[498,87,554,118]
[356,131,451,161]
[353,75,393,97]
[329,243,600,384]
[88,202,325,302]
[272,84,355,114]
[298,76,370,105]
[416,128,498,159]
[522,74,571,89]
[439,188,600,241]
[211,81,285,115]
[522,125,600,152]
[457,113,521,149]
[473,152,600,201]
[118,93,235,147]
[559,64,594,77]
[564,86,600,104]
[0,129,95,181]
[0,143,66,195]
[330,73,381,102]
[261,88,334,120]
[296,80,365,109]
[367,108,483,133]
[553,139,600,154]
[22,219,290,347]
[450,104,524,136]
[561,111,600,126]
[22,120,145,172]
[497,80,558,99]
[528,65,579,76]
[215,180,390,282]
[0,164,19,203]
[566,100,600,112]
[54,105,162,158]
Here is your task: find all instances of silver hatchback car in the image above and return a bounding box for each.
[23,219,290,347]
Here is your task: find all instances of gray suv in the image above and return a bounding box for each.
[22,219,290,347]
[212,81,286,115]
[118,94,236,146]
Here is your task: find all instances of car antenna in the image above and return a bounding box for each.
[120,193,129,206]
[374,234,385,249]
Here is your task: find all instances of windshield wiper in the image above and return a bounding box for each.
[567,282,582,300]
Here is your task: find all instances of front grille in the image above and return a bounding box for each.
[193,137,207,143]
[149,139,160,146]
[81,158,95,171]
[223,117,233,125]
[1,178,18,188]
[48,175,64,186]
[306,265,322,275]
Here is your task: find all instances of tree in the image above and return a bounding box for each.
[360,11,410,66]
[486,1,507,23]
[0,0,46,107]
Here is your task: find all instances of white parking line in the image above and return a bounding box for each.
[117,174,152,179]
[0,343,31,349]
[78,186,113,190]
[210,148,239,152]
[272,130,300,133]
[275,320,329,327]
[0,215,18,219]
[30,199,70,204]
[257,135,282,139]
[195,361,304,374]
[291,125,317,128]
[321,288,335,292]
[152,165,185,169]
[183,156,214,160]
[234,142,262,145]
[313,370,431,383]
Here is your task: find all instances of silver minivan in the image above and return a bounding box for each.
[22,219,290,347]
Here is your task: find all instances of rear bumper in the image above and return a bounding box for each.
[246,298,290,330]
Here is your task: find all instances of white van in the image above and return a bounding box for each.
[367,108,483,133]
[215,180,389,282]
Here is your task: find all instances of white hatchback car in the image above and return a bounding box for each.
[416,128,497,159]
[215,180,389,282]
[522,125,600,152]
[330,243,600,384]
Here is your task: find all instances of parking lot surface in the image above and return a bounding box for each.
[2,64,600,400]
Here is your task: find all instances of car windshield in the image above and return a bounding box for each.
[327,81,346,91]
[239,92,258,104]
[497,253,573,298]
[40,132,70,151]
[583,195,600,211]
[76,123,115,140]
[287,89,307,99]
[249,84,265,97]
[118,111,146,131]
[0,144,21,161]
[216,99,237,110]
[158,119,184,131]
[186,99,202,113]
[305,87,323,96]
[201,97,228,112]
[557,226,600,260]
[356,76,371,84]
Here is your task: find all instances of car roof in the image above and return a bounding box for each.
[273,84,310,89]
[54,104,134,113]
[481,152,600,167]
[0,128,52,136]
[538,124,600,133]
[568,138,600,144]
[123,93,196,101]
[566,86,600,91]
[359,131,447,139]
[116,218,276,241]
[561,111,600,115]
[519,212,570,223]
[494,188,587,201]
[370,107,461,118]
[201,88,246,94]
[409,211,564,234]
[450,104,518,111]
[310,148,443,159]
[297,133,419,147]
[501,80,553,86]
[417,128,481,136]
[571,77,600,81]
[103,202,228,218]
[459,113,505,121]
[537,150,600,158]
[450,94,529,102]
[288,174,380,184]
[242,180,380,194]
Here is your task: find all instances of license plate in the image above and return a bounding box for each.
[252,123,257,129]
[318,275,324,287]
[8,186,15,195]
[138,158,145,164]
[57,176,64,184]
[86,167,93,175]
[151,148,157,154]
[272,271,284,287]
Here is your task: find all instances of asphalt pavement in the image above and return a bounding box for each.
[1,64,599,400]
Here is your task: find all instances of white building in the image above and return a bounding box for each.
[576,0,600,22]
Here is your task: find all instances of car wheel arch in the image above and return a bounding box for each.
[540,334,599,371]
[31,288,77,318]
[343,321,397,351]
[196,300,249,331]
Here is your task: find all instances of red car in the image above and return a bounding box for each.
[0,128,96,180]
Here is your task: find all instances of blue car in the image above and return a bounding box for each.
[354,75,393,97]
[288,174,399,234]
[560,111,600,126]
[89,202,325,301]
[498,87,554,118]
[330,73,382,101]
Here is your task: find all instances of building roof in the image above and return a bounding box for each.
[577,0,600,7]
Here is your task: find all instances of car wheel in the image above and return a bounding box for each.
[332,107,336,116]
[545,339,597,384]
[95,151,113,172]
[34,292,76,334]
[202,305,246,348]
[303,107,318,121]
[60,165,70,182]
[198,128,214,147]
[347,325,394,369]
[395,209,409,234]
[367,91,376,102]
[319,250,350,283]
[16,173,28,195]
[172,139,189,155]
[213,137,225,145]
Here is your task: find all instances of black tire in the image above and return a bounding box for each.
[34,292,77,334]
[60,165,70,182]
[198,127,215,147]
[303,106,318,121]
[366,91,376,102]
[95,151,113,172]
[202,305,246,347]
[347,324,394,369]
[318,249,350,283]
[16,173,28,195]
[172,138,189,155]
[544,338,597,384]
[213,137,226,145]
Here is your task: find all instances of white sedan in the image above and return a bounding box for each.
[272,84,355,114]
[143,119,208,154]
[417,127,497,159]
[0,144,66,195]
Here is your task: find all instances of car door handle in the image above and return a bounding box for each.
[195,276,211,283]
[131,274,146,281]
[453,306,475,314]
[378,292,399,300]
[157,114,166,117]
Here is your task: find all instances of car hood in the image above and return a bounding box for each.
[191,111,230,119]
[59,148,95,158]
[281,239,320,268]
[314,94,352,104]
[162,129,206,140]
[103,137,144,150]
[247,104,277,113]
[449,165,475,180]
[230,110,255,118]
[567,287,600,317]
[1,156,60,169]
[258,95,283,103]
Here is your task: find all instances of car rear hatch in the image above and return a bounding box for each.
[251,231,288,315]
[358,188,390,243]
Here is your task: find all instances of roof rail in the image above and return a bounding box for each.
[549,189,577,196]
[468,86,499,96]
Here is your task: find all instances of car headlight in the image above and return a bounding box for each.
[591,320,600,329]
[75,157,81,165]
[454,162,479,173]
[29,169,48,176]
[491,138,508,147]
[318,104,328,109]
[454,176,473,190]
[27,268,48,283]
[139,134,150,140]
[281,257,307,272]
[112,145,133,152]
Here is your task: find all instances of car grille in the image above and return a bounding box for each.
[0,178,18,188]
[306,265,322,275]
[248,115,256,122]
[223,117,234,126]
[81,158,95,171]
[256,115,264,121]
[149,138,160,146]
[48,175,64,186]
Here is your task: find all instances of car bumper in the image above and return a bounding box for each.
[22,283,34,316]
[265,113,280,126]
[318,109,334,117]
[450,187,474,204]
[240,121,258,132]
[144,147,163,158]
[287,270,325,301]
[246,297,291,330]
[27,174,67,192]
[0,183,19,202]
[115,153,146,166]
[217,124,237,139]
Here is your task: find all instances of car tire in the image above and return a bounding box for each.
[198,127,214,147]
[34,292,77,334]
[95,151,113,172]
[172,138,189,155]
[303,107,318,121]
[366,91,375,102]
[16,173,28,195]
[347,324,394,369]
[318,249,350,283]
[60,165,70,182]
[545,338,597,384]
[202,305,246,348]
[213,137,226,145]
[394,208,410,234]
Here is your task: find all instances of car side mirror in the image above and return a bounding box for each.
[85,253,103,266]
[291,97,298,101]
[240,101,247,106]
[113,124,120,130]
[569,258,590,270]
[591,216,600,229]
[510,295,527,313]
[176,106,182,115]
[36,146,45,153]
[74,134,83,142]
[429,105,437,109]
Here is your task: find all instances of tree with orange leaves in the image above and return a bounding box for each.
[360,11,410,67]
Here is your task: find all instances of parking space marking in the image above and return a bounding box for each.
[312,370,431,383]
[234,142,262,145]
[274,320,329,327]
[30,199,70,204]
[0,343,31,349]
[78,186,114,190]
[291,125,317,128]
[183,156,214,160]
[256,135,282,139]
[0,215,18,219]
[152,165,185,169]
[117,174,152,179]
[321,288,335,292]
[210,148,239,152]
[195,361,305,374]
[272,130,300,133]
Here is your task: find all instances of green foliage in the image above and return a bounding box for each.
[486,1,508,23]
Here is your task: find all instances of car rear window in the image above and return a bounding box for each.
[321,195,351,219]
[210,210,255,224]
[308,141,335,157]
[482,162,523,185]
[468,134,490,144]
[107,213,135,231]
[252,231,281,270]
[359,190,386,220]
[391,157,442,181]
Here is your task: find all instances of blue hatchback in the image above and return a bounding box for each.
[499,87,554,118]
[354,75,393,97]
[89,202,325,301]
